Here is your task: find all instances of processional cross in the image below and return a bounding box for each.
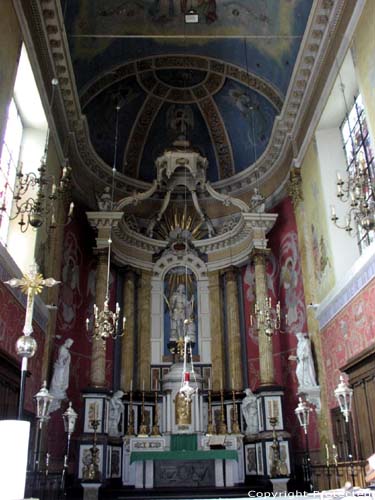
[6,262,60,418]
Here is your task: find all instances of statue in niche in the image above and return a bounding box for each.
[108,390,125,437]
[175,392,192,425]
[241,388,258,435]
[166,283,195,342]
[290,332,318,389]
[49,338,74,413]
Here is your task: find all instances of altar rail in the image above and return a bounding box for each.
[311,460,367,490]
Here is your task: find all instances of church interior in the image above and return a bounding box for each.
[0,1,374,499]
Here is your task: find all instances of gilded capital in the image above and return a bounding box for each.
[251,248,270,266]
[287,167,303,209]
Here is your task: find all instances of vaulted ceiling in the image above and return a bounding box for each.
[18,0,350,212]
[63,0,312,183]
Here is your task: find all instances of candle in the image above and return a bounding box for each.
[325,443,329,461]
[208,377,211,390]
[270,401,275,418]
[142,379,145,392]
[130,379,133,392]
[232,377,234,390]
[336,171,342,182]
[220,378,223,391]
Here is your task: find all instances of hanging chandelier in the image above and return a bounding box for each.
[331,153,374,234]
[0,78,73,232]
[86,105,126,346]
[250,296,281,340]
[330,73,374,240]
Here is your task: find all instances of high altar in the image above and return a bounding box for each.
[78,137,292,491]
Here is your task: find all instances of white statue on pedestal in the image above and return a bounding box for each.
[241,388,258,435]
[108,390,125,437]
[295,332,317,389]
[49,338,74,413]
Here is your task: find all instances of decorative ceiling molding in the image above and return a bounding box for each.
[19,0,348,204]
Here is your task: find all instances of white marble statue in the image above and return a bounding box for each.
[241,388,258,435]
[295,332,317,389]
[108,390,125,437]
[49,338,74,413]
[168,284,194,341]
[250,188,265,213]
[96,186,112,211]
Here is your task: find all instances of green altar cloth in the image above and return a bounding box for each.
[171,434,197,451]
[130,450,238,463]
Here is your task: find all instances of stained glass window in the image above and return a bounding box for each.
[340,94,374,251]
[0,99,23,244]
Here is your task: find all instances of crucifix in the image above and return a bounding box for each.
[6,262,60,419]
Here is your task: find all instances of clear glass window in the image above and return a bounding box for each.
[0,99,23,244]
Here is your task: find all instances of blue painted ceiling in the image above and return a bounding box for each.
[63,0,313,183]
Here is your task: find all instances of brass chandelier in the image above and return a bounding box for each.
[86,105,126,346]
[330,73,374,240]
[0,78,73,232]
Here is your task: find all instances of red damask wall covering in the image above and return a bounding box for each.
[48,208,115,460]
[0,281,45,412]
[243,196,319,452]
[321,276,375,409]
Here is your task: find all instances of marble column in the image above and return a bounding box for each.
[86,211,123,388]
[137,270,152,391]
[287,167,332,450]
[121,268,136,391]
[252,249,275,386]
[224,268,243,390]
[208,271,224,391]
[90,250,108,388]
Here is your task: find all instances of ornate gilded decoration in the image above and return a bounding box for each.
[288,167,303,209]
[175,392,192,425]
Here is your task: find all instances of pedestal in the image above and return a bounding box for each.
[270,477,289,494]
[81,482,101,500]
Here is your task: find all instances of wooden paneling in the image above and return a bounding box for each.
[0,349,20,419]
[341,345,375,460]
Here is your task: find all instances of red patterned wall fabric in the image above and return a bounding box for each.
[0,281,45,413]
[49,209,115,460]
[321,277,375,409]
[243,197,320,451]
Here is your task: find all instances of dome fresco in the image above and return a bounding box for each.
[64,0,313,183]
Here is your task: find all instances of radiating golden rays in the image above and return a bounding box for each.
[155,207,205,241]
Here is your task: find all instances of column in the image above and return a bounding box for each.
[252,249,275,386]
[86,211,123,388]
[208,271,224,391]
[90,251,108,387]
[224,268,243,390]
[287,167,332,449]
[137,270,152,390]
[121,268,136,391]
